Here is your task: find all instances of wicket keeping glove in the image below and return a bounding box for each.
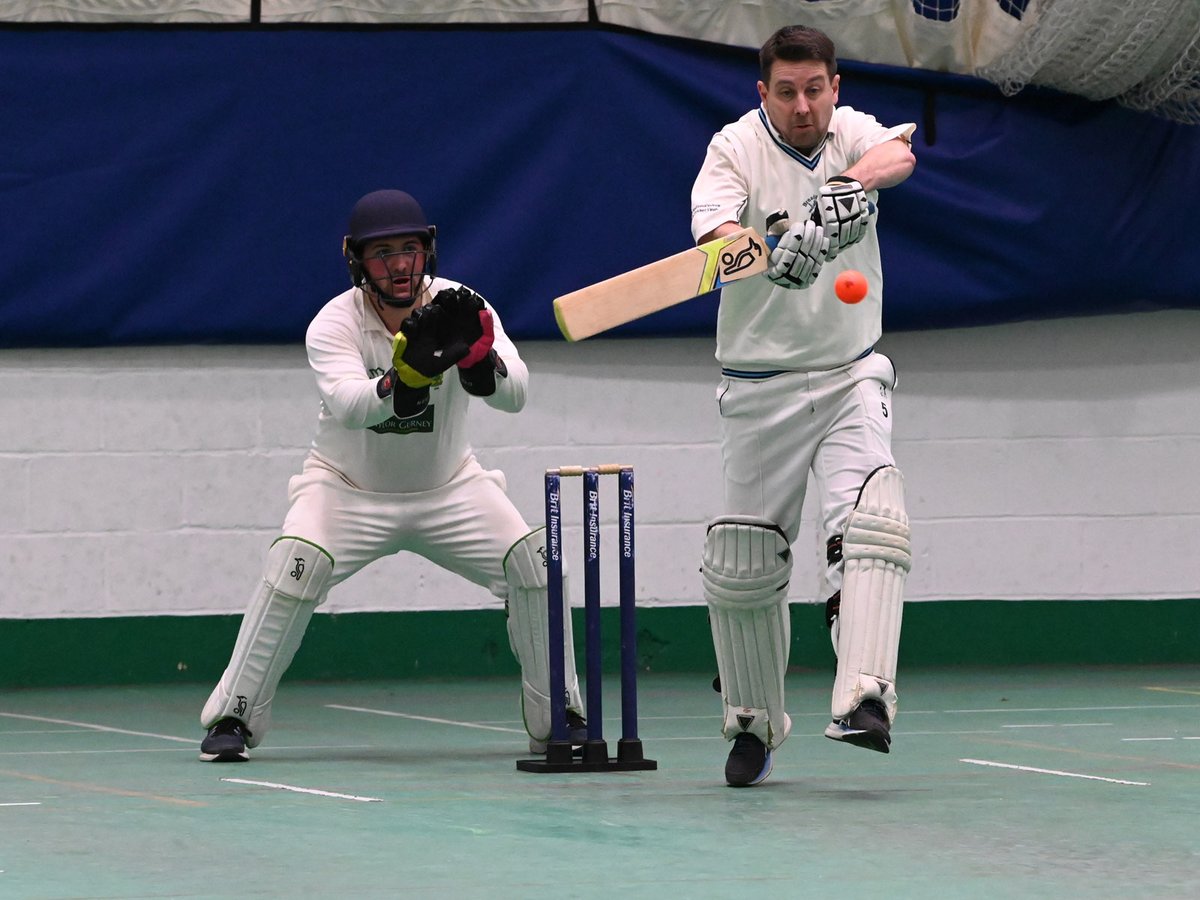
[430,286,496,369]
[390,304,466,388]
[815,176,871,260]
[457,348,507,397]
[430,286,507,397]
[766,218,829,289]
[375,368,431,418]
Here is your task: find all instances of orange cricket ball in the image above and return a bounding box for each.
[834,269,868,304]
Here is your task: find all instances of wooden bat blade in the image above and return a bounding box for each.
[553,227,769,341]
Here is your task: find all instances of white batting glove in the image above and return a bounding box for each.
[817,176,871,260]
[766,218,829,289]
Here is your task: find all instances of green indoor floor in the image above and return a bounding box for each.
[2,666,1198,899]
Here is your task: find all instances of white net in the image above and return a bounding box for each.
[977,0,1200,124]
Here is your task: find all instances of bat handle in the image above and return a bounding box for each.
[765,208,789,251]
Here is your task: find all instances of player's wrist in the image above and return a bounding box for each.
[394,360,437,388]
[392,382,431,417]
[375,368,398,399]
[458,349,506,396]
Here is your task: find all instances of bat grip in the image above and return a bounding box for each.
[765,208,789,251]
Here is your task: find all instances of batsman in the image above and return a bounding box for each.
[692,26,916,786]
[198,189,587,762]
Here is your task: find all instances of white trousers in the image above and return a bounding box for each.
[201,454,536,744]
[286,454,530,599]
[717,351,897,598]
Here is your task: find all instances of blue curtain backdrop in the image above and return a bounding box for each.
[2,26,1198,346]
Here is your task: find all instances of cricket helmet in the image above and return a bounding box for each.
[343,189,438,291]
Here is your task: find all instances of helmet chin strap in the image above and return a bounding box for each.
[368,275,429,310]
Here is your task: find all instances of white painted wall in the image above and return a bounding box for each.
[2,309,1197,618]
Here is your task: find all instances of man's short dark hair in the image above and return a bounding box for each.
[759,25,838,83]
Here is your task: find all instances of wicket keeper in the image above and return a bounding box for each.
[199,190,586,761]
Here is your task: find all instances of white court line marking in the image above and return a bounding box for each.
[327,705,525,734]
[961,758,1149,786]
[1002,723,1112,729]
[1,802,42,807]
[1123,737,1176,742]
[222,778,382,803]
[1122,737,1200,742]
[0,712,192,744]
[947,704,1200,714]
[0,748,199,757]
[0,744,374,759]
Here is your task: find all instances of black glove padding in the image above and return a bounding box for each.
[431,286,485,345]
[431,285,498,369]
[391,304,468,388]
[375,367,431,417]
[393,383,431,418]
[458,349,508,397]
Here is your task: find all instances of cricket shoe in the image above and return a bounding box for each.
[528,710,588,754]
[724,732,773,787]
[199,717,251,762]
[824,698,891,753]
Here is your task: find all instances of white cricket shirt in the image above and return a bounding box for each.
[303,278,528,493]
[692,105,915,371]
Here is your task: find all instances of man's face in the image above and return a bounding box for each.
[758,60,839,153]
[360,234,428,303]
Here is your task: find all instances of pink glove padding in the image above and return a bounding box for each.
[457,309,495,369]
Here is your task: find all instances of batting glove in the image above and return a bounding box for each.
[816,176,871,260]
[766,219,829,289]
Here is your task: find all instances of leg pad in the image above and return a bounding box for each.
[831,467,911,722]
[703,516,794,749]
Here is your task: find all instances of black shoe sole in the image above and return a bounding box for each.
[199,748,249,762]
[825,727,890,754]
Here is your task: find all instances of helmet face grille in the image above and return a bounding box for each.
[347,190,430,251]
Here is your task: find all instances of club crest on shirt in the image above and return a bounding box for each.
[370,405,435,434]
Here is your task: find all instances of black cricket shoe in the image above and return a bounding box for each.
[199,717,250,762]
[724,732,773,787]
[528,710,589,754]
[824,698,891,753]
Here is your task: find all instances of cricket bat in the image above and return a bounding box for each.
[553,222,783,342]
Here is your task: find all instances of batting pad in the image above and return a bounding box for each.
[200,537,333,747]
[831,467,912,722]
[702,516,794,749]
[503,529,583,742]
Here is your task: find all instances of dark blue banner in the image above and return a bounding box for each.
[1,27,1197,347]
